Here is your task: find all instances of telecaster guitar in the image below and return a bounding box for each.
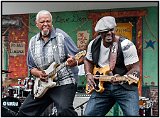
[86,65,139,94]
[34,50,86,98]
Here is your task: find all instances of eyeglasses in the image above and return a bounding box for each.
[100,28,114,34]
[107,28,114,32]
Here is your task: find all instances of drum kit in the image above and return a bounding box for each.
[1,70,154,116]
[2,76,57,117]
[139,96,153,116]
[2,76,34,117]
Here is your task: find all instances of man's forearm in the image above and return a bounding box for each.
[30,68,41,77]
[126,62,140,78]
[84,58,94,75]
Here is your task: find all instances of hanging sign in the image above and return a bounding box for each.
[77,31,89,50]
[10,42,25,56]
[115,23,133,41]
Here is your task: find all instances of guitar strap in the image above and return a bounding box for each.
[109,36,119,71]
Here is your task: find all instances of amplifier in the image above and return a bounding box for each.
[73,92,90,116]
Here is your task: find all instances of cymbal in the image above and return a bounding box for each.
[2,78,19,86]
[2,70,12,74]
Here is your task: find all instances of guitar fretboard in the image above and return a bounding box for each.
[47,63,66,78]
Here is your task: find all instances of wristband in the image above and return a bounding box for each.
[85,72,92,77]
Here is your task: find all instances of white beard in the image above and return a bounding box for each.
[41,30,49,36]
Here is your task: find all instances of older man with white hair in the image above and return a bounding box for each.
[17,10,85,116]
[84,16,140,116]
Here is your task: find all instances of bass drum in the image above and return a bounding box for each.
[2,96,21,116]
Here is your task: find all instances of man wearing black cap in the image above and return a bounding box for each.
[84,16,140,116]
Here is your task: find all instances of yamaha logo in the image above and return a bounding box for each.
[3,102,19,106]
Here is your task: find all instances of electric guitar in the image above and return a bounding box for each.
[86,65,139,94]
[34,50,86,98]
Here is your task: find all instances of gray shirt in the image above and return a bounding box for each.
[27,28,79,84]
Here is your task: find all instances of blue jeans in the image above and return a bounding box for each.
[84,83,139,116]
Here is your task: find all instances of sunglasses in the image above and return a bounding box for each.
[100,28,114,34]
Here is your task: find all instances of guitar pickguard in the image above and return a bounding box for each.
[86,65,110,94]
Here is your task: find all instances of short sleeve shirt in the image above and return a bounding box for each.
[85,38,139,67]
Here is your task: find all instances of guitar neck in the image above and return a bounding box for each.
[45,62,67,78]
[94,75,138,85]
[45,51,86,78]
[94,75,126,82]
[48,69,56,78]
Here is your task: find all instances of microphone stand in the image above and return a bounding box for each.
[17,79,21,98]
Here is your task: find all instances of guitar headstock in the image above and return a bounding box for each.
[75,50,86,60]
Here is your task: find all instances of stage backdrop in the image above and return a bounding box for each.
[2,6,158,116]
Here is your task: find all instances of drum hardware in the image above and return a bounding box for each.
[50,106,58,116]
[2,77,34,99]
[12,86,25,98]
[2,70,12,74]
[2,77,18,86]
[10,78,25,98]
[2,96,21,116]
[41,103,57,116]
[17,79,22,98]
[2,105,18,116]
[11,78,33,98]
[8,86,15,97]
[139,96,153,116]
[139,107,145,116]
[23,77,34,92]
